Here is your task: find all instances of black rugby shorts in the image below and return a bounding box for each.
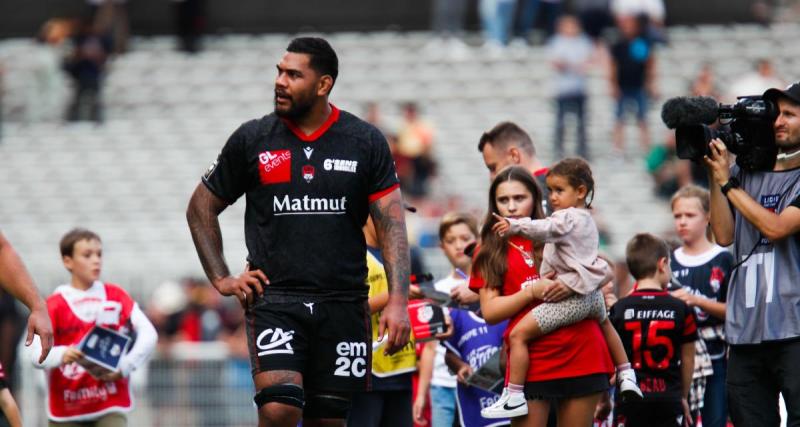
[245,295,372,392]
[614,400,683,427]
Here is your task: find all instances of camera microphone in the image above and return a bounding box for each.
[661,96,719,129]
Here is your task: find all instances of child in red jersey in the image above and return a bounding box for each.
[0,362,22,427]
[610,234,697,427]
[30,228,157,426]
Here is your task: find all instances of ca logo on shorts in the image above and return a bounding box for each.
[256,328,295,356]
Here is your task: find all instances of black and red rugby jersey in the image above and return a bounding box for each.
[609,288,697,402]
[202,105,399,300]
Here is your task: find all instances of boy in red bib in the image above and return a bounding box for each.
[30,229,157,426]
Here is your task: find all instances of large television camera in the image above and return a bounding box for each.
[661,95,779,171]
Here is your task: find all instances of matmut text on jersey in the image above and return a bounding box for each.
[200,105,400,297]
[273,194,347,215]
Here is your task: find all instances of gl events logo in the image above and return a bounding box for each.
[259,150,291,184]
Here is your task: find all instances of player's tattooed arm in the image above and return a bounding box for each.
[187,184,267,307]
[186,183,231,283]
[369,188,410,298]
[370,188,411,355]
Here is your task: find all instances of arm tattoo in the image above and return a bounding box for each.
[369,190,411,298]
[186,184,231,283]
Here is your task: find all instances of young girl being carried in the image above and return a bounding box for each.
[482,158,642,419]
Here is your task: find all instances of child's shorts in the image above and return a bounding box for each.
[530,289,606,334]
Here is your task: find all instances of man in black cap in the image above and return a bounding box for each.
[704,82,800,426]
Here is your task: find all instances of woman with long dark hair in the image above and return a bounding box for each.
[470,166,614,426]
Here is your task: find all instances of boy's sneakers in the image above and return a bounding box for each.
[481,387,528,419]
[618,369,644,401]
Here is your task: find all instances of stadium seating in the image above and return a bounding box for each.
[2,24,798,294]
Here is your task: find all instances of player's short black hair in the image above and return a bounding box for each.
[478,122,535,157]
[287,37,339,83]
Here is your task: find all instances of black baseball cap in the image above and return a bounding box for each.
[763,82,800,105]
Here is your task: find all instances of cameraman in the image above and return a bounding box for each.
[705,82,800,426]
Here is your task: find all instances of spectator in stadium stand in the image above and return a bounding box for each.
[480,0,515,47]
[173,0,205,53]
[25,19,69,123]
[573,0,612,44]
[691,62,721,100]
[397,102,436,198]
[547,15,594,160]
[608,14,656,159]
[0,232,53,367]
[30,228,157,426]
[86,0,130,54]
[668,185,733,427]
[186,37,412,427]
[645,132,686,200]
[63,17,111,122]
[168,277,224,342]
[469,166,615,426]
[727,59,785,102]
[610,0,666,44]
[515,0,563,44]
[704,83,800,426]
[430,0,468,48]
[478,122,550,214]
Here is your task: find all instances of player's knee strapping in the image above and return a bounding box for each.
[303,394,352,419]
[253,384,304,409]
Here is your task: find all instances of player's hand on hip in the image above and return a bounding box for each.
[491,213,511,236]
[703,138,731,186]
[213,270,269,308]
[27,302,54,364]
[378,295,410,355]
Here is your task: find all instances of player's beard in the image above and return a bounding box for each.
[274,90,314,120]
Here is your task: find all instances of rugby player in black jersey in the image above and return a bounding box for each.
[186,37,411,427]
